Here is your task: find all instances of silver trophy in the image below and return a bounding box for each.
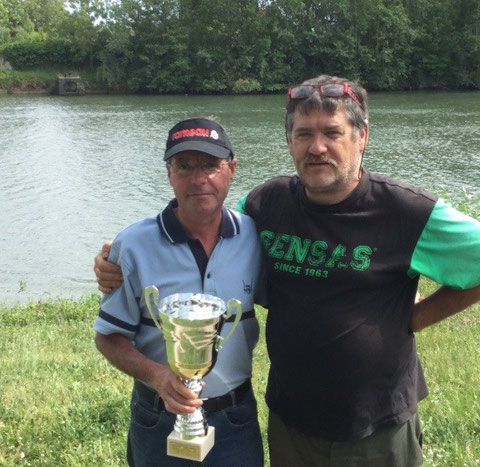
[144,286,242,462]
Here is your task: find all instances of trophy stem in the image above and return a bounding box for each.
[173,378,208,439]
[185,379,202,395]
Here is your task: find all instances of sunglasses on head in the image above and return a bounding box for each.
[288,83,363,109]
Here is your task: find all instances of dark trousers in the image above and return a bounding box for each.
[127,386,263,467]
[268,410,423,467]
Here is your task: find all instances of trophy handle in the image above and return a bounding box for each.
[215,299,242,351]
[144,285,162,330]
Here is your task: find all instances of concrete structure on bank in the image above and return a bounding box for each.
[54,75,85,96]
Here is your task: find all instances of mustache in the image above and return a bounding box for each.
[304,156,338,167]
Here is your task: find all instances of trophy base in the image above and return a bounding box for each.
[167,426,215,461]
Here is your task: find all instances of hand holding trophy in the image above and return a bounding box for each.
[144,286,242,462]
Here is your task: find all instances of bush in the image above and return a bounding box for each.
[232,78,262,94]
[0,38,72,68]
[0,35,99,70]
[263,83,287,93]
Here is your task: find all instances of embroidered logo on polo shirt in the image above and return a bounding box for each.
[242,280,252,294]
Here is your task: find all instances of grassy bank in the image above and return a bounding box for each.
[1,278,479,466]
[0,68,103,94]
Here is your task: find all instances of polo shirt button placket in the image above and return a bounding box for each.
[204,272,214,295]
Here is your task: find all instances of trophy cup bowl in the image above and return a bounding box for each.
[144,286,242,462]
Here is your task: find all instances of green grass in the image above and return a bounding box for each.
[0,295,130,466]
[0,281,479,466]
[415,280,480,466]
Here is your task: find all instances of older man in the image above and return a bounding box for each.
[93,118,264,466]
[96,76,480,466]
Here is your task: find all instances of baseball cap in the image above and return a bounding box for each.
[164,118,234,161]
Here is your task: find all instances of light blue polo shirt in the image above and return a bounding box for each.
[94,199,265,397]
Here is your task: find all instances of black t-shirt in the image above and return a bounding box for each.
[243,170,437,441]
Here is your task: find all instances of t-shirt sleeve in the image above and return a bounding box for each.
[236,195,248,215]
[236,182,270,219]
[408,198,480,289]
[93,240,141,339]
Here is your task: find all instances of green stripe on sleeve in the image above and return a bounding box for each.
[236,195,248,214]
[408,199,480,289]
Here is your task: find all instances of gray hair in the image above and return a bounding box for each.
[285,75,369,141]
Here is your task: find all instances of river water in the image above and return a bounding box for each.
[1,92,479,304]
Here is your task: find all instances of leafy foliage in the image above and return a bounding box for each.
[0,0,479,92]
[233,78,262,94]
[0,37,71,67]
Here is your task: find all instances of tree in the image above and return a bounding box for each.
[259,0,309,90]
[0,0,11,43]
[56,11,106,67]
[0,0,35,41]
[22,0,66,34]
[447,0,480,88]
[97,0,191,92]
[178,0,268,93]
[295,0,414,90]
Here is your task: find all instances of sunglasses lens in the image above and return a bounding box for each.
[290,85,313,99]
[289,83,361,109]
[321,84,344,97]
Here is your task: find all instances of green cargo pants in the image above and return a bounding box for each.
[268,410,423,467]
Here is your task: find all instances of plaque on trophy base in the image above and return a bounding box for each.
[167,426,215,461]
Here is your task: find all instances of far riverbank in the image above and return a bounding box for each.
[3,68,480,96]
[0,68,107,95]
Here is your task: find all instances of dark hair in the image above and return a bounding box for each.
[285,75,369,141]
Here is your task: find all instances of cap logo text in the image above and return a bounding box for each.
[171,128,212,140]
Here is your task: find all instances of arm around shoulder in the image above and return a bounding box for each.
[94,241,124,293]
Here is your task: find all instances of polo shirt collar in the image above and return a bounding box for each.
[157,198,240,243]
